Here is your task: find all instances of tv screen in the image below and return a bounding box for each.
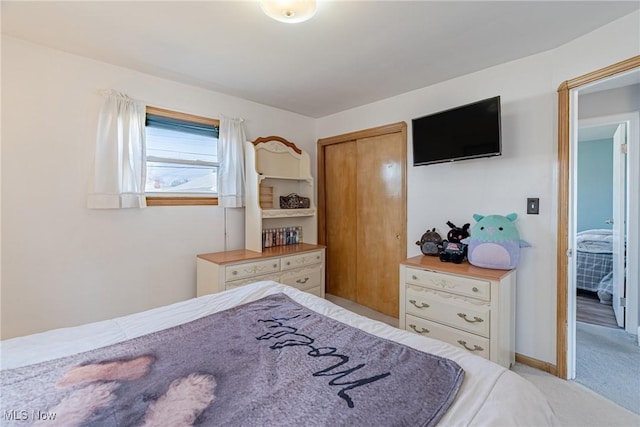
[412,96,502,166]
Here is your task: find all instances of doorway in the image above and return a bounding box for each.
[576,116,632,329]
[573,114,640,413]
[556,56,640,379]
[569,76,640,367]
[556,56,640,413]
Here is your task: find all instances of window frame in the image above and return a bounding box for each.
[145,106,220,206]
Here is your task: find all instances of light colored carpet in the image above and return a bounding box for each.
[325,294,399,327]
[326,295,640,425]
[574,321,640,415]
[513,363,640,427]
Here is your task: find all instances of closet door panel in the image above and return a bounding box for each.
[356,133,405,317]
[324,141,357,300]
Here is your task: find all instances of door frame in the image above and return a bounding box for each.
[556,55,640,379]
[610,120,628,328]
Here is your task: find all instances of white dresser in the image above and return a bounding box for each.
[197,244,325,298]
[399,255,516,368]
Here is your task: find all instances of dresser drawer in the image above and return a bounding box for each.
[405,285,490,338]
[405,267,490,301]
[281,250,323,271]
[225,273,281,290]
[280,265,322,291]
[405,314,490,360]
[225,259,280,281]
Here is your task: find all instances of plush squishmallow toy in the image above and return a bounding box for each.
[439,221,471,264]
[416,228,443,256]
[462,213,530,270]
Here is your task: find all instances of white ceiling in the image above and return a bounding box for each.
[2,1,638,118]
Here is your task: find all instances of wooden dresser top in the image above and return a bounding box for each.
[198,243,325,265]
[401,255,514,280]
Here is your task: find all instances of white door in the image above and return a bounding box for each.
[611,123,626,328]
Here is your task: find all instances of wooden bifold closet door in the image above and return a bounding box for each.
[318,122,407,317]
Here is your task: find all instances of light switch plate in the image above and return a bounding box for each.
[527,198,539,214]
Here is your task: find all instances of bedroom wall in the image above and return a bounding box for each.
[316,11,640,364]
[3,10,638,359]
[576,84,640,233]
[1,36,315,339]
[577,138,613,232]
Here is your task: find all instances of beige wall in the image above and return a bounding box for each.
[2,10,639,363]
[1,37,315,339]
[316,11,640,364]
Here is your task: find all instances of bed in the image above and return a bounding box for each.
[0,281,558,426]
[576,229,615,304]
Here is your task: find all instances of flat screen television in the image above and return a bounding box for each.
[412,96,502,166]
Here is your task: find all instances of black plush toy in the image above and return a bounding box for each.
[416,228,443,256]
[439,221,471,264]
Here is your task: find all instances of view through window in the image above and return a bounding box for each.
[145,108,219,204]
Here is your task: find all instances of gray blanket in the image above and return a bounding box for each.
[1,294,464,427]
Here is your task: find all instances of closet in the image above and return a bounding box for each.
[318,122,407,317]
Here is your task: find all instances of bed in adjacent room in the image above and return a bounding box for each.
[0,281,558,426]
[576,229,617,304]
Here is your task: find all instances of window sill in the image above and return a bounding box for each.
[146,196,218,206]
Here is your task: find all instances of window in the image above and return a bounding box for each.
[145,107,219,206]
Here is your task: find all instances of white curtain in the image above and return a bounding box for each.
[87,90,147,209]
[217,116,246,208]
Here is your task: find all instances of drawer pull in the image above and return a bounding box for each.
[472,287,479,292]
[273,264,278,268]
[409,324,430,334]
[412,275,418,280]
[457,313,484,323]
[457,340,484,352]
[409,299,429,309]
[296,277,309,284]
[232,270,238,275]
[286,261,291,265]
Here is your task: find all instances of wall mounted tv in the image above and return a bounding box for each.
[412,96,502,166]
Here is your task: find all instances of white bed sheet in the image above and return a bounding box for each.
[0,281,558,426]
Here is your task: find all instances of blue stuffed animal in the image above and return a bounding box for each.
[462,213,530,270]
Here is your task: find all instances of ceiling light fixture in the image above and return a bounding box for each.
[260,0,317,24]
